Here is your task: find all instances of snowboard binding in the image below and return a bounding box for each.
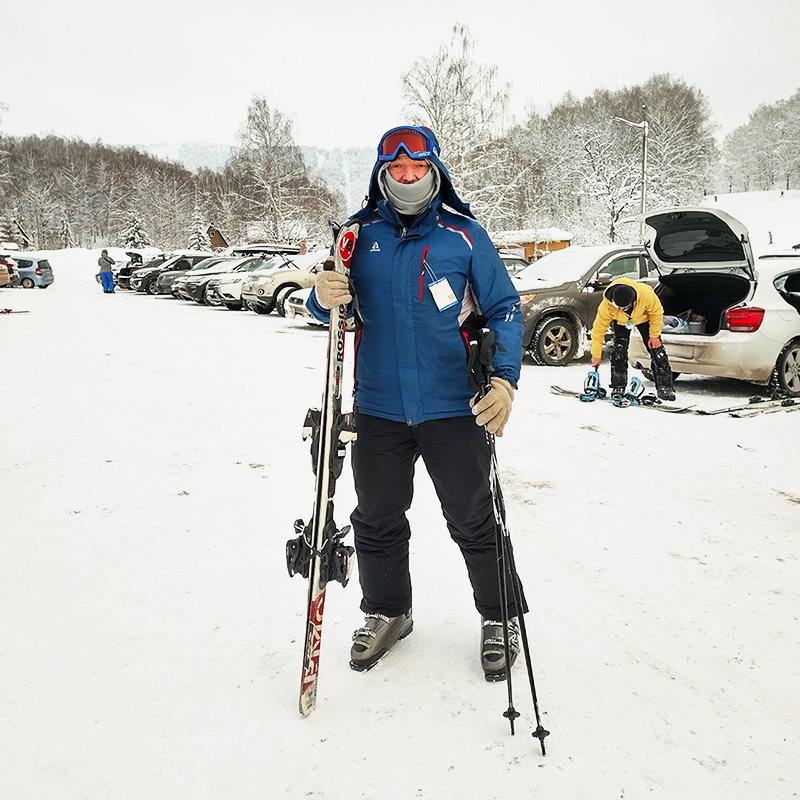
[612,376,660,407]
[580,370,607,402]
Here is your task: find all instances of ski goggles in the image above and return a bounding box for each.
[377,127,436,162]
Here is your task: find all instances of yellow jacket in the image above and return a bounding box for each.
[590,278,663,359]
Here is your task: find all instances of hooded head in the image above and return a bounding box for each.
[358,125,474,220]
[605,282,637,310]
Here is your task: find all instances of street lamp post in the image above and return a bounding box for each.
[612,106,648,239]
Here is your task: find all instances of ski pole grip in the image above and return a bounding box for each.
[322,256,335,272]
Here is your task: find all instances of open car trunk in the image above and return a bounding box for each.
[657,272,751,335]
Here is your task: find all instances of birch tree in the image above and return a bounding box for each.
[401,24,521,228]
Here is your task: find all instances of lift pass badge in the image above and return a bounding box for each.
[429,277,457,311]
[625,319,635,330]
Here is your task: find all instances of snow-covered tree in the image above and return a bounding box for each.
[510,75,717,242]
[188,206,210,250]
[58,215,77,248]
[401,24,520,228]
[228,96,343,243]
[120,210,150,249]
[721,88,800,192]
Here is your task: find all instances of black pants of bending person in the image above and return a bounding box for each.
[350,413,527,621]
[610,320,674,395]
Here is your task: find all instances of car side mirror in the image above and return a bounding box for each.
[588,274,612,290]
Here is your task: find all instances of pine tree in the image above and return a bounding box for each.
[121,210,150,249]
[188,206,210,250]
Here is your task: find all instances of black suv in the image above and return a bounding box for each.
[511,244,652,366]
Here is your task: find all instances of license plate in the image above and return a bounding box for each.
[666,343,695,359]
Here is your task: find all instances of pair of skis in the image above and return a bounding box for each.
[696,396,799,416]
[286,220,360,716]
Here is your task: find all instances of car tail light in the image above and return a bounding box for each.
[726,306,765,332]
[35,267,43,276]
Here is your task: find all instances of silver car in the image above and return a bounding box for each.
[629,208,800,396]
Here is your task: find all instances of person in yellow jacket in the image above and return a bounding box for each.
[590,278,676,401]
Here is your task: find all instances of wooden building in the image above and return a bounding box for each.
[490,227,572,261]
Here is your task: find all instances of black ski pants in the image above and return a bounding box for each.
[610,320,674,394]
[350,413,526,621]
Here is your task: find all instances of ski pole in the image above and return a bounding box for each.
[467,324,550,755]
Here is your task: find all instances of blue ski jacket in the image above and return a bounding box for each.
[307,145,523,427]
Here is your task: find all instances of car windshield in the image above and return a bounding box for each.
[189,257,229,271]
[273,251,327,270]
[501,257,529,276]
[513,249,602,284]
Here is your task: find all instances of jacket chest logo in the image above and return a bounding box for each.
[370,241,381,252]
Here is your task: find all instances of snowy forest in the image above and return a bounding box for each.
[1,25,798,252]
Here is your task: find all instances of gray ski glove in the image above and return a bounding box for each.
[314,262,352,309]
[470,377,515,437]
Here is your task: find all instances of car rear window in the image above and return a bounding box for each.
[40,260,51,269]
[655,228,744,263]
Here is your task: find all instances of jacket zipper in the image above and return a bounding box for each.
[419,247,429,301]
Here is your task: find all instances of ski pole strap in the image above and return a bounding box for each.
[461,311,494,394]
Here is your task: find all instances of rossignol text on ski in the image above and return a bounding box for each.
[286,219,361,716]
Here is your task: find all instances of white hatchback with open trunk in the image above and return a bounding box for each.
[629,208,800,396]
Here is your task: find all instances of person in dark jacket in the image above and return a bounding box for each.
[307,125,525,680]
[98,249,115,293]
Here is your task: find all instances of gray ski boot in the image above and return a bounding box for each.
[481,616,520,682]
[350,610,413,672]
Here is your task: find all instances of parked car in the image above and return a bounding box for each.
[174,256,267,304]
[205,256,285,309]
[285,286,356,331]
[0,253,20,288]
[628,208,800,396]
[510,244,652,365]
[224,243,303,258]
[116,252,159,290]
[12,253,54,288]
[241,251,329,316]
[499,252,530,277]
[130,251,215,293]
[156,256,234,297]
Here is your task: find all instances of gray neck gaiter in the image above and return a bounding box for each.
[378,163,441,215]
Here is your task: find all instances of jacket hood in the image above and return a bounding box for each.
[355,126,475,221]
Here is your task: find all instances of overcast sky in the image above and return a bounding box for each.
[4,0,798,153]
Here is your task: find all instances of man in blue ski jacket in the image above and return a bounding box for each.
[307,125,526,681]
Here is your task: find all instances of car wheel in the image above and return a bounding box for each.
[21,277,35,289]
[145,279,159,295]
[253,298,275,315]
[771,339,800,397]
[275,285,300,317]
[530,316,578,366]
[204,287,222,306]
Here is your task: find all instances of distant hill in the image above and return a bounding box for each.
[301,146,374,215]
[138,141,233,173]
[137,141,373,215]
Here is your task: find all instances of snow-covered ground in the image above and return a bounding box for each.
[2,195,799,799]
